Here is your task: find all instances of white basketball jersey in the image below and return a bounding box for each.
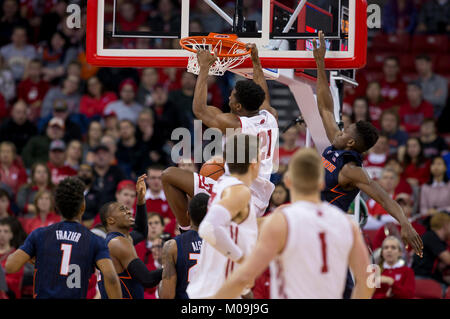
[270,201,354,299]
[186,175,258,299]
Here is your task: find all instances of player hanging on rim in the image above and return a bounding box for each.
[186,133,260,299]
[211,148,374,299]
[5,177,122,299]
[162,44,279,231]
[312,31,423,297]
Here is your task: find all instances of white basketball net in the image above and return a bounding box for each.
[182,38,250,76]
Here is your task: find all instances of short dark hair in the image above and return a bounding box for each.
[407,81,422,90]
[188,193,209,227]
[147,164,165,172]
[0,189,9,201]
[148,212,164,226]
[223,133,259,175]
[234,80,266,112]
[0,216,27,248]
[354,121,379,153]
[415,54,431,62]
[99,202,115,228]
[385,56,399,65]
[54,177,86,220]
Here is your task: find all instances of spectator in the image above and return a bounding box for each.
[380,56,407,108]
[0,0,29,47]
[91,143,126,207]
[145,165,175,231]
[380,109,408,157]
[365,168,402,230]
[0,100,37,154]
[372,236,415,299]
[20,189,61,234]
[79,76,117,119]
[78,163,101,228]
[136,68,159,108]
[64,140,82,171]
[0,190,11,219]
[102,110,120,140]
[412,212,450,285]
[265,183,290,215]
[276,126,300,176]
[117,1,148,46]
[415,54,448,117]
[420,156,450,217]
[40,74,81,118]
[0,217,25,299]
[148,0,181,33]
[116,119,143,179]
[82,121,103,162]
[38,30,78,83]
[0,55,15,103]
[399,82,434,136]
[401,137,431,188]
[16,59,49,123]
[350,97,371,123]
[135,109,162,152]
[382,0,418,34]
[417,0,450,34]
[419,118,448,159]
[103,78,143,124]
[99,135,119,166]
[168,71,196,127]
[384,156,413,195]
[0,25,36,81]
[0,142,27,196]
[365,81,393,129]
[191,0,228,32]
[46,139,77,185]
[39,99,83,143]
[363,134,390,180]
[15,163,53,215]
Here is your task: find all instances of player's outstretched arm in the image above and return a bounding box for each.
[130,174,149,245]
[96,258,122,299]
[5,249,31,274]
[193,49,241,132]
[109,237,163,288]
[158,239,177,299]
[340,164,424,257]
[246,44,278,121]
[347,219,374,299]
[313,31,340,144]
[198,185,251,263]
[211,210,287,299]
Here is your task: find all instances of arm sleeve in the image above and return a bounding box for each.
[127,258,163,288]
[198,204,243,262]
[130,204,148,246]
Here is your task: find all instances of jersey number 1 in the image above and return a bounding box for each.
[60,243,72,275]
[319,232,328,273]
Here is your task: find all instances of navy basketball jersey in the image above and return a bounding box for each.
[19,221,110,299]
[321,145,363,212]
[174,230,202,299]
[98,232,144,299]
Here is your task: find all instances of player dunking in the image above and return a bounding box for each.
[158,193,209,299]
[98,174,163,299]
[5,177,122,299]
[162,44,278,231]
[312,31,423,297]
[186,134,260,299]
[211,148,374,299]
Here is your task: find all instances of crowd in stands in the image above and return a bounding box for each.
[0,0,449,299]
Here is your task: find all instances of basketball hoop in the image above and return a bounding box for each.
[179,33,251,76]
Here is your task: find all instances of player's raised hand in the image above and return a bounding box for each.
[136,174,147,205]
[197,48,217,69]
[313,30,326,61]
[401,223,424,258]
[245,43,258,62]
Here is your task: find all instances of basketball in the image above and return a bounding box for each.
[199,157,225,181]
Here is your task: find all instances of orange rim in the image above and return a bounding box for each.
[179,33,251,58]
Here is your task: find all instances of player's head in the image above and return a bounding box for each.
[284,148,324,196]
[99,201,135,231]
[229,80,265,115]
[332,121,379,153]
[54,177,86,221]
[188,193,209,228]
[223,133,260,181]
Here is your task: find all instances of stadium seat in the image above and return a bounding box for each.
[411,35,449,53]
[437,55,450,73]
[445,287,450,299]
[414,279,443,299]
[399,53,417,72]
[371,33,411,53]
